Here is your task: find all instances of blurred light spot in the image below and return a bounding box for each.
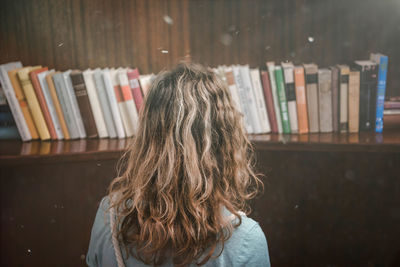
[163,15,173,25]
[235,30,240,35]
[58,43,64,47]
[97,163,101,167]
[27,249,32,253]
[220,33,233,46]
[308,36,314,43]
[265,46,271,50]
[161,50,169,54]
[81,254,86,260]
[294,205,299,209]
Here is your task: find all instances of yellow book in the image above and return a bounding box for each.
[17,66,51,140]
[8,68,39,139]
[46,72,70,140]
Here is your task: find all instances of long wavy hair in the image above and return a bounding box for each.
[108,63,262,266]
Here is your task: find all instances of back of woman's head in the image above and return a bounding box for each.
[109,63,262,266]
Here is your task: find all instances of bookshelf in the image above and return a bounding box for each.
[1,0,400,266]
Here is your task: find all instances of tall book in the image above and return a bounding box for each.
[0,62,32,141]
[348,70,360,133]
[17,66,50,140]
[293,66,309,134]
[330,66,340,132]
[274,66,291,134]
[102,68,125,139]
[46,72,70,140]
[318,69,333,133]
[83,69,108,138]
[281,62,298,133]
[240,65,262,134]
[127,68,144,112]
[232,65,253,133]
[370,53,388,133]
[0,84,20,139]
[8,68,39,139]
[266,62,283,133]
[63,70,86,138]
[260,70,278,133]
[353,60,378,131]
[250,68,271,133]
[70,70,98,138]
[337,65,350,132]
[119,70,139,136]
[303,63,319,133]
[52,72,80,139]
[93,69,117,138]
[30,67,58,140]
[224,67,243,113]
[37,70,64,140]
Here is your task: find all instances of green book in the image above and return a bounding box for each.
[274,66,291,134]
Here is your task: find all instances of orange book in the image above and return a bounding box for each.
[8,68,39,139]
[46,72,70,140]
[29,67,57,139]
[294,66,309,134]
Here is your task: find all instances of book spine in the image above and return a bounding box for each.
[240,66,262,134]
[119,71,138,136]
[250,69,271,133]
[260,70,278,133]
[127,69,144,112]
[274,66,291,134]
[374,56,388,133]
[111,70,133,137]
[348,70,360,133]
[339,67,349,132]
[331,67,340,132]
[30,69,58,139]
[283,66,298,133]
[64,72,87,138]
[305,67,319,133]
[38,71,64,140]
[233,66,254,133]
[70,72,98,138]
[102,69,125,138]
[8,69,39,139]
[294,67,309,134]
[318,69,333,133]
[17,68,51,140]
[52,73,79,139]
[83,71,108,138]
[0,62,31,141]
[267,63,283,133]
[225,69,243,113]
[46,73,70,140]
[93,70,117,138]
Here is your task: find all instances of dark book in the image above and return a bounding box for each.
[70,70,98,138]
[260,70,278,133]
[330,66,340,132]
[303,63,319,133]
[353,60,378,131]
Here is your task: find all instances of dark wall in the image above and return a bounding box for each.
[0,0,399,96]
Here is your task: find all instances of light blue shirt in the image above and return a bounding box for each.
[87,197,270,267]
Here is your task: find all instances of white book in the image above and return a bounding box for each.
[37,70,64,140]
[0,61,31,141]
[281,62,298,133]
[223,66,243,113]
[118,69,138,136]
[232,66,253,133]
[267,62,283,134]
[93,69,117,138]
[102,68,125,139]
[83,69,108,138]
[250,69,271,133]
[239,65,262,134]
[63,70,86,138]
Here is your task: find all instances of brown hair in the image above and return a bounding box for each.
[108,63,262,266]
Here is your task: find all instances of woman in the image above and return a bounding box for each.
[87,63,270,267]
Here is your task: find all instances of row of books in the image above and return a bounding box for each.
[0,53,390,141]
[0,62,155,141]
[212,52,388,135]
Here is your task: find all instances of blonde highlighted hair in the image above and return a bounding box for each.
[108,63,262,266]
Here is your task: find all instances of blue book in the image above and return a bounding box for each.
[370,53,388,133]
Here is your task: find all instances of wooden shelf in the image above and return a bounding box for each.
[1,131,399,165]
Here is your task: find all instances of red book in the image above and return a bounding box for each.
[29,67,58,139]
[260,70,278,133]
[127,68,144,112]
